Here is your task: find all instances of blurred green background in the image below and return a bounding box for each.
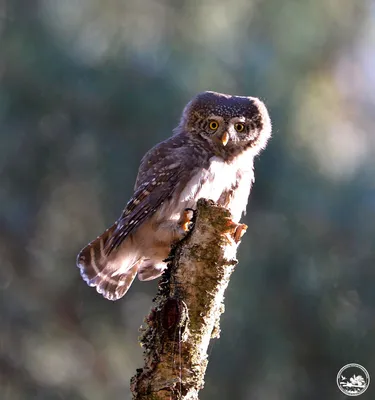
[1,0,375,399]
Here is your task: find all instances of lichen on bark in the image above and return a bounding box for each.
[131,199,245,400]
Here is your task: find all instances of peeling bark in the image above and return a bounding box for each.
[131,199,244,400]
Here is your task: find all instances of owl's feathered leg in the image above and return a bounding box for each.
[218,188,234,208]
[218,183,249,243]
[137,208,195,282]
[76,224,142,300]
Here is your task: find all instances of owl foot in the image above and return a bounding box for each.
[164,209,197,263]
[225,220,248,243]
[179,208,196,232]
[234,223,247,242]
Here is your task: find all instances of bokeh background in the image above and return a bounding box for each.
[1,0,375,399]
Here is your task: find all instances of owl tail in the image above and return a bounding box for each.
[76,224,140,301]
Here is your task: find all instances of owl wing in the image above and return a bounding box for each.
[105,167,183,254]
[105,134,195,254]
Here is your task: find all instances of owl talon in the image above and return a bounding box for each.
[179,208,195,232]
[225,220,247,243]
[234,223,247,242]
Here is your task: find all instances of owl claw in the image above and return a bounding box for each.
[179,208,195,232]
[225,220,247,243]
[234,223,247,242]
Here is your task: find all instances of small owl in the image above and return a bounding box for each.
[77,91,271,300]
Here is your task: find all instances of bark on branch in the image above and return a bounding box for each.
[131,199,245,400]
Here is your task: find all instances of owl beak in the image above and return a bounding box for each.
[221,131,230,146]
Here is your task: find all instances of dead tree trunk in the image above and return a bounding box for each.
[131,199,246,400]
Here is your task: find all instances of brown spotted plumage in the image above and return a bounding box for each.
[77,91,272,300]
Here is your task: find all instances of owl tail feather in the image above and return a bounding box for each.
[76,224,140,301]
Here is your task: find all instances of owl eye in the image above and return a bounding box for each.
[209,121,219,131]
[234,123,245,132]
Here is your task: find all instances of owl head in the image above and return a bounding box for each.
[178,91,271,158]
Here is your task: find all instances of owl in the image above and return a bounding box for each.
[77,91,271,301]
